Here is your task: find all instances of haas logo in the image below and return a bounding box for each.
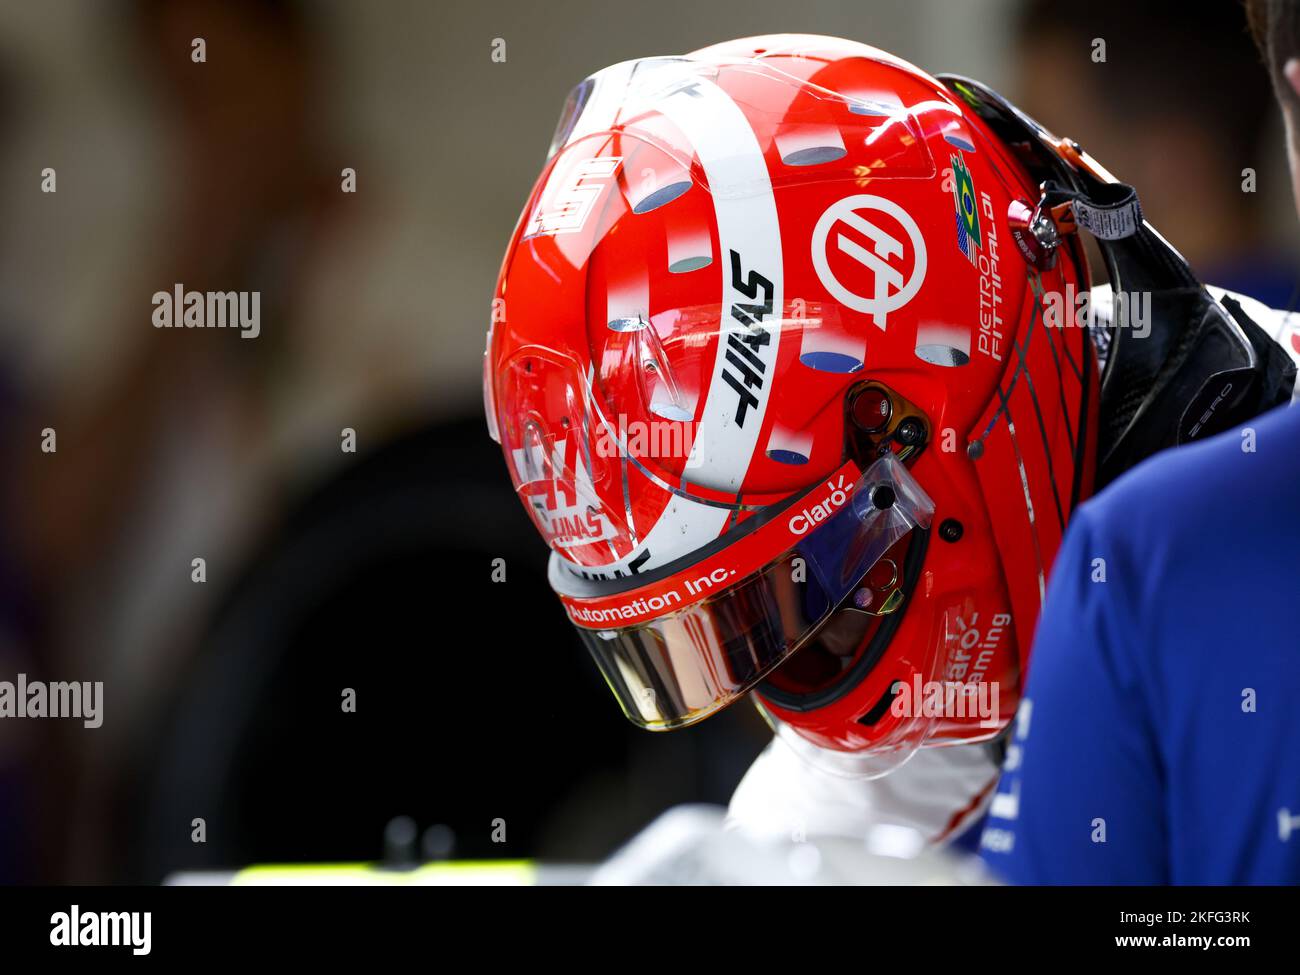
[811,194,927,329]
[514,432,617,550]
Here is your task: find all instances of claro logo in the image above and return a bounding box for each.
[789,474,854,536]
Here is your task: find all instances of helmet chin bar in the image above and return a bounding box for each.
[938,74,1296,488]
[754,695,928,781]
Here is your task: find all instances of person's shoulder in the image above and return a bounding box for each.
[1027,408,1300,755]
[1083,403,1300,537]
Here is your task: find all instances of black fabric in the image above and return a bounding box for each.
[1098,291,1295,486]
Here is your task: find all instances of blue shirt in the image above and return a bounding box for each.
[980,403,1300,884]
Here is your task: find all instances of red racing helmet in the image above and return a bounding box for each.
[485,34,1106,775]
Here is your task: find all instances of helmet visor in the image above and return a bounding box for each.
[561,451,934,729]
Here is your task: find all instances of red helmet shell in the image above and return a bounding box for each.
[487,34,1097,756]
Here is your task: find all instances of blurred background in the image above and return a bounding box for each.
[0,0,1292,883]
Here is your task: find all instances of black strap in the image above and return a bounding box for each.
[1042,180,1144,241]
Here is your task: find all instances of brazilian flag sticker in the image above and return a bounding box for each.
[951,152,982,264]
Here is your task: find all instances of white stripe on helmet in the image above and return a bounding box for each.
[576,59,786,576]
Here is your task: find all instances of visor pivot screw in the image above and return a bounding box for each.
[870,485,896,510]
[852,588,874,610]
[1008,199,1060,270]
[1030,211,1061,251]
[896,417,924,446]
[939,518,964,543]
